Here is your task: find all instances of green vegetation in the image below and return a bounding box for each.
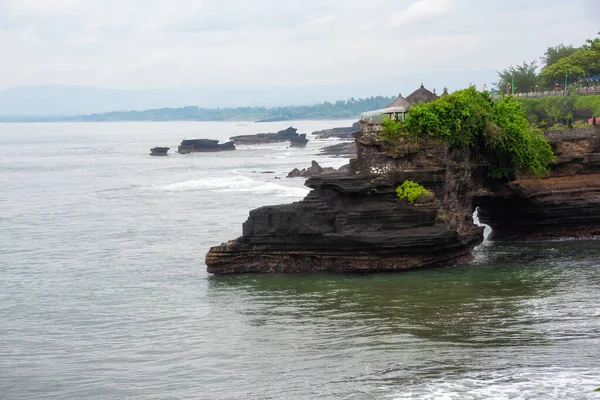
[381,117,403,141]
[495,32,600,92]
[396,180,431,203]
[518,94,600,126]
[382,87,555,179]
[0,96,395,123]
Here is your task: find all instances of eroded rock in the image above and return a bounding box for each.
[178,139,235,153]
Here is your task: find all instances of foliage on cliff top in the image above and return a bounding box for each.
[382,87,555,179]
[396,180,431,203]
[518,94,600,125]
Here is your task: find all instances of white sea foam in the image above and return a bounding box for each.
[155,175,309,197]
[391,369,599,400]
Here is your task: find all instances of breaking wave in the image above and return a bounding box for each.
[154,175,309,197]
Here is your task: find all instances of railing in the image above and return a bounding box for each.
[512,87,600,98]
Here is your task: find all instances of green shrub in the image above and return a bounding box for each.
[396,180,431,203]
[381,116,403,141]
[402,87,555,178]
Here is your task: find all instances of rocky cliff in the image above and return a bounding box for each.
[476,126,600,240]
[206,120,484,274]
[206,121,600,274]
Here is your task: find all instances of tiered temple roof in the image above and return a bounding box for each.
[405,83,438,105]
[361,84,439,120]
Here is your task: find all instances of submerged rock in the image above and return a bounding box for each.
[178,139,235,154]
[150,147,170,156]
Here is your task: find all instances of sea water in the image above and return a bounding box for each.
[1,121,599,399]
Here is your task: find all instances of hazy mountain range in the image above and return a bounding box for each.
[0,70,496,117]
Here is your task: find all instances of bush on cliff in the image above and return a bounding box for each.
[382,87,555,179]
[519,94,600,126]
[396,180,431,203]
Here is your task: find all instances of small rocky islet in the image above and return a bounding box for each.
[151,126,323,156]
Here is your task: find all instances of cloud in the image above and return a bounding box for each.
[390,0,452,26]
[0,0,597,94]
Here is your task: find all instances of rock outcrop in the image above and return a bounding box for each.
[312,122,360,139]
[178,139,235,153]
[230,127,308,146]
[287,161,348,178]
[320,141,357,157]
[206,119,600,274]
[206,120,484,275]
[475,126,600,240]
[150,147,170,156]
[289,134,309,148]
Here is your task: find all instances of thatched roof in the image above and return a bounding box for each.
[406,84,438,105]
[388,93,411,109]
[361,93,410,119]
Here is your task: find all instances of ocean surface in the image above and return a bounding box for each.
[1,121,599,400]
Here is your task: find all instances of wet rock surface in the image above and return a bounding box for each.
[475,127,600,240]
[311,121,360,139]
[286,161,347,178]
[150,147,170,156]
[206,122,600,274]
[320,141,357,157]
[178,139,235,153]
[230,127,308,146]
[207,120,483,274]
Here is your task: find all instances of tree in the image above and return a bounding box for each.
[539,48,600,87]
[542,44,577,69]
[494,60,540,94]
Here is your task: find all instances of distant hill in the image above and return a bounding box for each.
[0,97,396,122]
[0,70,497,117]
[0,84,388,117]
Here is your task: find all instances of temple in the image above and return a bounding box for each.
[360,84,438,121]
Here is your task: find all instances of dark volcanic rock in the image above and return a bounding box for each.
[230,127,309,146]
[178,139,235,154]
[475,126,600,240]
[287,161,345,178]
[312,122,360,139]
[320,141,357,157]
[150,147,170,156]
[289,133,309,148]
[207,120,484,275]
[206,119,600,275]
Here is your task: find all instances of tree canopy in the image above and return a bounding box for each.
[495,32,600,92]
[382,87,555,179]
[494,60,539,94]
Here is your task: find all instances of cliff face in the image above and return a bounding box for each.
[206,121,484,275]
[206,121,600,274]
[476,126,600,240]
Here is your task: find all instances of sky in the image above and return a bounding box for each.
[0,0,598,99]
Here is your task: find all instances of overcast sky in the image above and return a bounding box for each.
[0,0,598,91]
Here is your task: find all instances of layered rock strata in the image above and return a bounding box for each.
[476,126,600,240]
[206,120,484,274]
